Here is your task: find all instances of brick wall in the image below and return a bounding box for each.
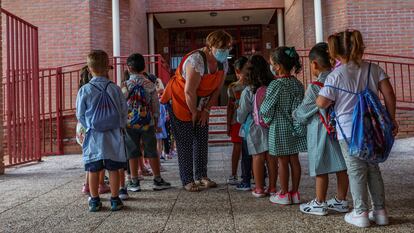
[347,0,414,56]
[2,0,91,68]
[284,0,305,48]
[0,0,4,174]
[146,0,284,13]
[285,0,414,56]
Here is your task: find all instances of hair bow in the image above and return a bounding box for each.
[285,47,297,58]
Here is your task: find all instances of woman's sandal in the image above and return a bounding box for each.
[196,178,218,189]
[184,182,200,192]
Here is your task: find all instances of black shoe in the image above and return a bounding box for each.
[153,177,171,191]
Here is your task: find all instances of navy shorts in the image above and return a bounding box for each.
[85,159,127,172]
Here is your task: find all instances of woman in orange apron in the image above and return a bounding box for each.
[162,30,232,192]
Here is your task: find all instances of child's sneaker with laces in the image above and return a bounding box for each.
[270,192,292,205]
[290,191,301,204]
[119,187,129,200]
[88,197,102,212]
[326,197,349,213]
[300,199,328,216]
[369,209,389,226]
[345,210,370,228]
[110,197,124,211]
[252,188,266,198]
[235,182,251,191]
[127,180,141,192]
[153,177,171,190]
[227,175,239,185]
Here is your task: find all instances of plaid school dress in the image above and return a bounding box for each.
[260,77,307,156]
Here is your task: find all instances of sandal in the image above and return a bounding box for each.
[196,178,217,188]
[184,182,200,192]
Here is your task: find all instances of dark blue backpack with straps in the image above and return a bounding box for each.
[326,63,395,163]
[89,81,121,132]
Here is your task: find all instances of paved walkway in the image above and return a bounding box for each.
[1,138,414,233]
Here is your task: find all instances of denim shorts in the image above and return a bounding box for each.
[85,159,127,172]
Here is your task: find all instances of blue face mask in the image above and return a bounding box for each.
[270,65,277,76]
[213,49,229,63]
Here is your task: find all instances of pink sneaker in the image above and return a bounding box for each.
[269,192,292,205]
[82,183,90,195]
[290,191,301,204]
[252,188,266,198]
[98,184,111,194]
[266,188,277,196]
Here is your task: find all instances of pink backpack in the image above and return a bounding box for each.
[253,86,270,128]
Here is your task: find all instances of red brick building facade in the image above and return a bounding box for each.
[0,0,413,162]
[2,0,413,68]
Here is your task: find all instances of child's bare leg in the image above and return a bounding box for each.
[289,154,301,193]
[88,171,100,198]
[109,170,120,197]
[119,169,125,188]
[149,157,161,177]
[278,156,290,194]
[252,153,266,190]
[138,156,144,172]
[316,174,329,202]
[231,142,242,177]
[85,172,89,185]
[266,153,278,191]
[129,158,139,178]
[98,170,105,185]
[336,170,349,200]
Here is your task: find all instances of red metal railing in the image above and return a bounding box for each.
[12,55,171,158]
[2,8,41,167]
[296,50,414,110]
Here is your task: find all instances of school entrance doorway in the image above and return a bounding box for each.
[153,9,282,105]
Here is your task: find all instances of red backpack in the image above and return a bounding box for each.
[253,86,270,128]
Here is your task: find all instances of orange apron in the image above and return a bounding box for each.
[161,50,224,121]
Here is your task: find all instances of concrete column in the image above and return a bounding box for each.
[314,0,324,43]
[148,13,156,74]
[112,0,121,85]
[277,9,284,46]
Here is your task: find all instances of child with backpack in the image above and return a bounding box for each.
[237,55,276,197]
[76,50,128,212]
[317,30,398,228]
[261,46,307,205]
[77,66,112,196]
[227,56,248,186]
[293,43,349,216]
[122,53,171,192]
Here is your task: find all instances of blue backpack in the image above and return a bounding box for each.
[89,82,121,132]
[327,63,395,163]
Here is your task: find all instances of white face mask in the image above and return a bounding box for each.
[270,64,277,76]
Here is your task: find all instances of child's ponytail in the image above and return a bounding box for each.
[327,29,365,66]
[350,30,365,65]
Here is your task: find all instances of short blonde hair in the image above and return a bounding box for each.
[206,30,232,49]
[87,50,109,75]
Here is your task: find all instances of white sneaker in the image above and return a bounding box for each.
[344,211,370,228]
[327,197,349,213]
[269,192,292,205]
[369,209,389,226]
[227,176,239,185]
[300,199,328,216]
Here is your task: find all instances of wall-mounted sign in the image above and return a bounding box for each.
[266,42,272,49]
[163,47,169,54]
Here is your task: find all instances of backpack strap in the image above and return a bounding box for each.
[311,81,324,87]
[197,50,210,74]
[365,63,372,89]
